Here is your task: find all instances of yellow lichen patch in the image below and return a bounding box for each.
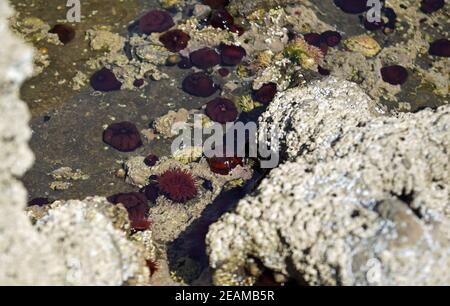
[237,95,261,112]
[344,35,381,58]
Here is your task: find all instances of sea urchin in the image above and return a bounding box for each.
[157,169,198,203]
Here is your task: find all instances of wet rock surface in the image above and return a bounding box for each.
[207,78,450,286]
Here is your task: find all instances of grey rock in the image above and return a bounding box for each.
[207,78,450,286]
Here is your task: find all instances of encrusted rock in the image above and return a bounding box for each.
[207,78,450,286]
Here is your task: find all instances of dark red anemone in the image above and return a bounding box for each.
[190,47,221,69]
[49,24,75,44]
[157,169,198,203]
[207,156,243,175]
[321,31,342,47]
[420,0,445,14]
[103,121,143,152]
[303,33,329,54]
[429,39,450,57]
[220,44,246,66]
[159,29,190,52]
[253,83,278,105]
[146,260,159,276]
[107,192,151,231]
[141,183,159,203]
[182,72,218,97]
[144,154,159,167]
[133,79,145,88]
[218,68,230,77]
[90,67,122,92]
[139,10,174,34]
[204,0,230,9]
[229,24,245,36]
[178,57,193,69]
[209,9,234,29]
[28,197,52,207]
[334,0,368,14]
[318,66,331,76]
[205,97,238,124]
[380,65,408,85]
[363,18,385,31]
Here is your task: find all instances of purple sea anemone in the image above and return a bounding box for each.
[334,0,368,14]
[107,192,151,231]
[381,65,408,85]
[90,67,122,92]
[190,47,221,70]
[220,44,246,66]
[420,0,445,14]
[205,97,239,124]
[253,83,278,105]
[139,10,174,34]
[49,24,75,44]
[209,9,234,29]
[159,29,190,52]
[429,39,450,57]
[321,31,342,47]
[103,121,143,152]
[157,169,198,203]
[182,72,218,97]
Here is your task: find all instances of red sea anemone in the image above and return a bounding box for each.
[90,67,122,92]
[220,44,246,66]
[157,169,198,203]
[107,192,151,231]
[190,48,221,70]
[139,10,174,34]
[103,121,143,152]
[381,65,408,85]
[205,97,238,124]
[207,156,243,175]
[49,24,75,44]
[159,29,190,52]
[334,0,368,14]
[420,0,445,14]
[209,9,234,29]
[182,72,218,97]
[429,39,450,57]
[253,83,278,105]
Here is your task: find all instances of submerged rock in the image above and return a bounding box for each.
[207,78,450,286]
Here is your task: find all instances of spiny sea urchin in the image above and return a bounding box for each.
[157,169,198,203]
